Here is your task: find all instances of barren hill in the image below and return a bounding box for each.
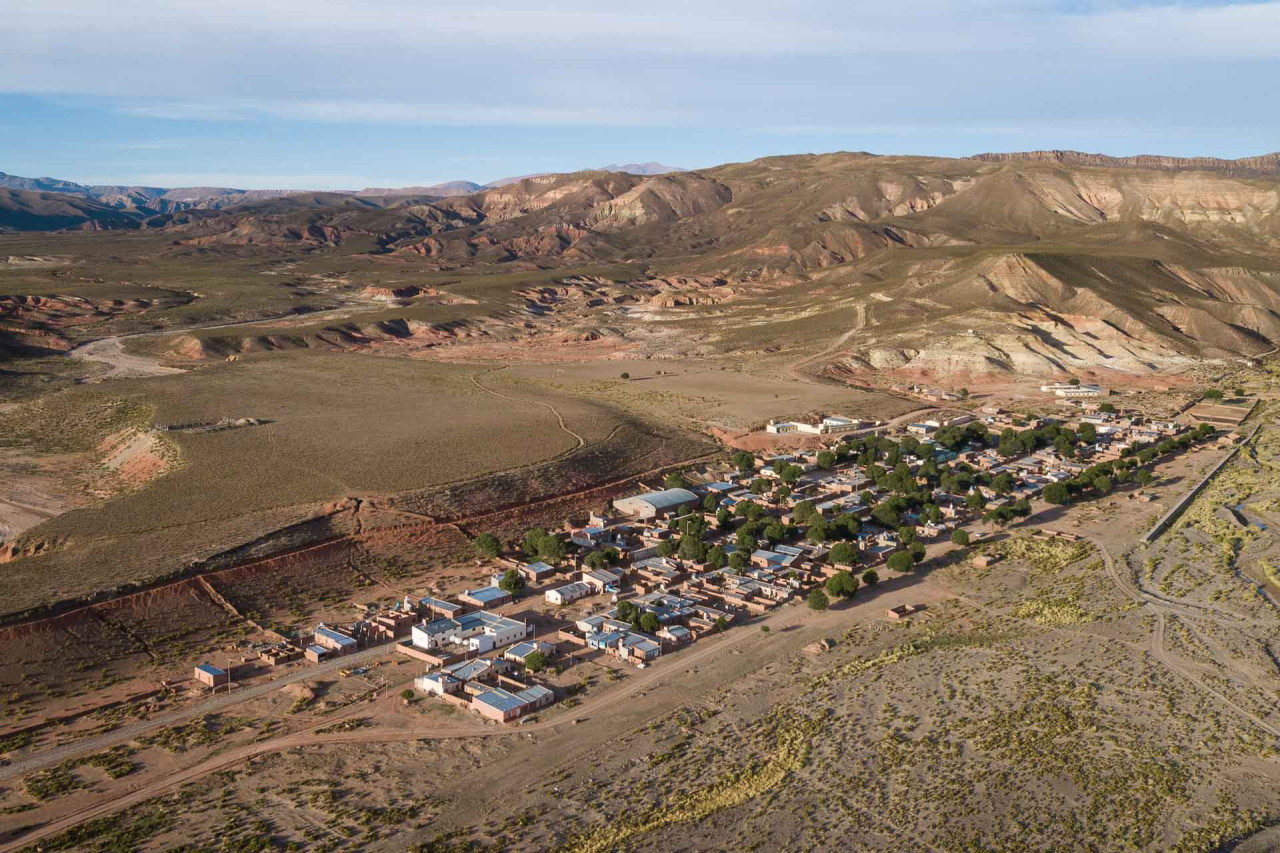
[9,150,1280,376]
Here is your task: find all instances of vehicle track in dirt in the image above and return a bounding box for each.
[1089,534,1280,740]
[0,603,829,852]
[469,367,585,450]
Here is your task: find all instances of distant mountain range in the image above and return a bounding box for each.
[0,162,688,213]
[7,150,1280,374]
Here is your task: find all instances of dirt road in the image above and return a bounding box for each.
[0,643,396,782]
[0,584,951,851]
[1088,533,1280,739]
[67,302,389,380]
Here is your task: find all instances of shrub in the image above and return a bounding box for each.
[473,533,501,559]
[807,589,830,611]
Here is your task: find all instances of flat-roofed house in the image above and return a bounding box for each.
[546,581,592,606]
[194,663,229,688]
[460,586,513,609]
[411,610,529,653]
[418,596,465,620]
[582,568,623,593]
[519,561,560,584]
[313,624,358,656]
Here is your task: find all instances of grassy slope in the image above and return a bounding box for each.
[0,353,623,614]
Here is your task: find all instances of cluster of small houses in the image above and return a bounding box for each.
[193,400,1234,722]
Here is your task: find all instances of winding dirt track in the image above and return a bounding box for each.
[469,368,586,450]
[1088,533,1280,739]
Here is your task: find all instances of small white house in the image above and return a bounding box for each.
[546,581,592,606]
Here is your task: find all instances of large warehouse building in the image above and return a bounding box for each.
[612,487,699,519]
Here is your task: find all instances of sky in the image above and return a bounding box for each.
[2,0,1279,189]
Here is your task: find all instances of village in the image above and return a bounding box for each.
[190,386,1247,725]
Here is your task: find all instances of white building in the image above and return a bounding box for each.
[1041,382,1107,398]
[545,581,592,606]
[766,415,862,435]
[410,610,529,653]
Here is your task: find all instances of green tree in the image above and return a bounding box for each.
[807,588,830,611]
[473,533,502,559]
[537,535,566,564]
[763,521,786,545]
[1099,402,1116,414]
[887,551,913,572]
[826,570,859,599]
[835,513,862,538]
[861,569,879,586]
[522,528,549,557]
[1078,422,1097,443]
[1203,388,1224,401]
[1094,475,1113,495]
[498,569,526,595]
[750,478,771,495]
[639,612,661,634]
[1044,482,1070,505]
[909,542,927,563]
[816,450,836,470]
[871,502,901,529]
[965,491,987,511]
[792,500,818,525]
[620,372,630,380]
[664,471,689,489]
[1234,386,1246,398]
[706,545,728,569]
[729,551,750,570]
[951,529,970,547]
[524,650,547,673]
[992,472,1014,495]
[616,600,638,624]
[583,550,611,570]
[702,493,719,513]
[656,539,678,558]
[806,518,830,544]
[678,535,707,562]
[731,450,756,474]
[829,541,859,566]
[897,525,917,545]
[1135,469,1154,487]
[716,507,732,530]
[958,388,969,399]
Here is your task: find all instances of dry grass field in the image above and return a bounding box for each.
[0,352,632,617]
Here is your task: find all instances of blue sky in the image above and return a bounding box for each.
[2,0,1279,189]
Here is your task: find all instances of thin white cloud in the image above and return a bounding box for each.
[117,99,675,126]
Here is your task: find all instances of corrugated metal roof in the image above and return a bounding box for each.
[474,688,525,714]
[195,663,226,676]
[629,488,698,510]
